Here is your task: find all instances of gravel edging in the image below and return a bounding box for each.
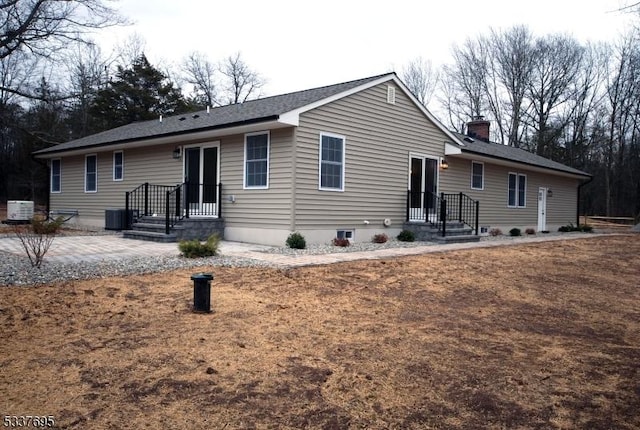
[0,252,274,287]
[0,231,592,286]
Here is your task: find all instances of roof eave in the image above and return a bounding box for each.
[452,149,591,179]
[34,115,286,158]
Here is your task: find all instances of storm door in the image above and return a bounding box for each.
[409,156,438,221]
[184,144,219,216]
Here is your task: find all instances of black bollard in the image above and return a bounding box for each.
[191,273,213,313]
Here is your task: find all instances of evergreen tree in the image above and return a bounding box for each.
[92,55,192,129]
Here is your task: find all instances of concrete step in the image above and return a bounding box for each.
[122,230,178,243]
[131,222,184,233]
[432,234,481,244]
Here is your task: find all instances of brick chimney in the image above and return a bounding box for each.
[466,116,490,141]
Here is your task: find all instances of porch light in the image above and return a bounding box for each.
[172,147,182,159]
[440,158,449,170]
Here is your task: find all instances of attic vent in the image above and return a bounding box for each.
[179,117,186,121]
[192,114,200,119]
[386,86,396,105]
[464,136,475,143]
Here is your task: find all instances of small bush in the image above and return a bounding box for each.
[12,216,64,267]
[489,228,502,237]
[179,234,220,258]
[509,228,522,237]
[525,228,536,235]
[559,222,590,233]
[372,233,388,244]
[580,224,593,233]
[332,237,350,247]
[285,232,306,249]
[397,230,415,242]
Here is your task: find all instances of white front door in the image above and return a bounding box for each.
[537,187,547,232]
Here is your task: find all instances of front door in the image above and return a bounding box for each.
[409,156,438,221]
[184,144,219,216]
[537,187,547,232]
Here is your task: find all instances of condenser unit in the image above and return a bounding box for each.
[7,200,34,221]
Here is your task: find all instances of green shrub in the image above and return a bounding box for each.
[489,228,502,237]
[525,228,536,235]
[559,222,588,233]
[285,232,306,249]
[179,234,220,258]
[397,230,415,242]
[332,237,350,247]
[372,233,388,243]
[509,228,521,237]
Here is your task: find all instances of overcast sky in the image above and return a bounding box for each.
[97,0,633,97]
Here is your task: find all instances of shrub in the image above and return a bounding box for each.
[559,222,590,233]
[489,228,502,237]
[179,234,220,258]
[285,232,306,249]
[580,224,593,233]
[12,216,64,268]
[332,237,350,247]
[525,228,536,235]
[509,228,521,237]
[397,230,415,242]
[372,233,388,244]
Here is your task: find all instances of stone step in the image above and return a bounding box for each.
[131,222,184,233]
[432,234,481,244]
[122,230,178,243]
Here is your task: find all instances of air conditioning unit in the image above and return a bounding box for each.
[105,209,137,230]
[7,200,34,221]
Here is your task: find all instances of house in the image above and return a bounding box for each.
[33,73,591,245]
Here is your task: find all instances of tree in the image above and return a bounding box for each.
[524,34,584,157]
[91,54,192,129]
[182,51,218,108]
[218,52,264,105]
[401,57,438,106]
[0,0,124,60]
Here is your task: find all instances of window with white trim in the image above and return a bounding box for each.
[508,173,526,207]
[51,159,61,193]
[471,161,484,190]
[85,154,97,193]
[113,151,123,181]
[319,133,345,191]
[244,132,269,189]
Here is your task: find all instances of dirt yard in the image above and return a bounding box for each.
[1,235,639,429]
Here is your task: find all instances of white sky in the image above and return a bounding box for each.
[96,0,633,97]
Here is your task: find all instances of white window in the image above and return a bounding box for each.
[337,230,354,242]
[85,154,97,193]
[51,159,61,193]
[244,132,269,189]
[319,133,345,191]
[113,151,123,181]
[471,161,484,190]
[508,173,526,207]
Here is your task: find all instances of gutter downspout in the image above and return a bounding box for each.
[577,176,594,226]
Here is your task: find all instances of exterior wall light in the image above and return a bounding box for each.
[172,147,182,159]
[440,158,449,170]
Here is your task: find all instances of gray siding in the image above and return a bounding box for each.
[293,82,448,229]
[219,127,294,229]
[50,144,182,224]
[440,157,579,228]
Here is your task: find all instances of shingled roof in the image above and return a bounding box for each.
[34,73,392,155]
[453,133,590,177]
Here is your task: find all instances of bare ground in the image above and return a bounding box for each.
[1,235,639,429]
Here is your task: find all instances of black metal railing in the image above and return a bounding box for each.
[406,190,479,236]
[126,182,222,233]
